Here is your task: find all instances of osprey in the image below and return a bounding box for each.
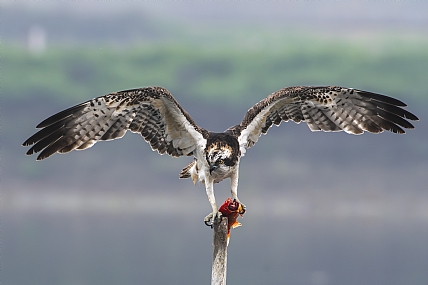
[23,86,418,224]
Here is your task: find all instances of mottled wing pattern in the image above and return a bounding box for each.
[228,86,418,155]
[23,87,208,160]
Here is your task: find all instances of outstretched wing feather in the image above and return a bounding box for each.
[229,86,418,155]
[23,87,207,160]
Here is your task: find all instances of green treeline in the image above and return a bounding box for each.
[4,39,428,105]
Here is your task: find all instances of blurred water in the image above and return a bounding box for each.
[3,188,428,285]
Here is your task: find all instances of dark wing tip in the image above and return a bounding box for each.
[23,103,89,159]
[406,112,419,121]
[36,154,46,161]
[25,147,35,156]
[36,151,53,161]
[24,144,51,160]
[22,139,33,147]
[359,90,407,107]
[36,103,86,128]
[23,134,38,147]
[357,90,419,131]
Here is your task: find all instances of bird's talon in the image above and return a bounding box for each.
[204,211,222,228]
[204,212,214,228]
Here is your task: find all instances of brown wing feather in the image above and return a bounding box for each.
[23,86,208,160]
[228,86,418,153]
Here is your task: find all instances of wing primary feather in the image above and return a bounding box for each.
[352,99,418,121]
[24,87,207,160]
[26,127,68,156]
[358,91,407,107]
[232,86,418,153]
[378,104,419,121]
[23,118,72,146]
[368,115,405,134]
[375,108,415,130]
[36,135,71,160]
[36,103,87,128]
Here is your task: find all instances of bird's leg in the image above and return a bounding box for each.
[230,168,246,215]
[204,179,222,227]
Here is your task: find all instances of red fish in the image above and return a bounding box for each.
[218,198,245,240]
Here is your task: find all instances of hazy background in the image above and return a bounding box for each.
[2,2,428,285]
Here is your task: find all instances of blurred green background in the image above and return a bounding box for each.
[3,2,428,285]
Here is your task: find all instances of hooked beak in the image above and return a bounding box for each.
[209,164,218,174]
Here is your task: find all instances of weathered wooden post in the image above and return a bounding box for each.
[210,198,245,285]
[211,216,229,285]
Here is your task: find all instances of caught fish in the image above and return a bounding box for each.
[218,197,245,241]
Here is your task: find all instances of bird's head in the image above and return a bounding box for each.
[206,143,237,174]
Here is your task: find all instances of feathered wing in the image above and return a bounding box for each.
[227,86,418,155]
[23,87,208,160]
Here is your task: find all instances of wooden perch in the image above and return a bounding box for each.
[210,198,246,285]
[211,216,229,285]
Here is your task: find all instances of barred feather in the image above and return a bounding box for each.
[23,85,418,162]
[23,87,208,160]
[229,86,418,155]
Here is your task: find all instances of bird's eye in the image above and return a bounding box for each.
[218,159,224,165]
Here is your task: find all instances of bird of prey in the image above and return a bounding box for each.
[23,86,418,224]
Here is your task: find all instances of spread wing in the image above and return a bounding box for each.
[227,86,418,156]
[23,86,208,160]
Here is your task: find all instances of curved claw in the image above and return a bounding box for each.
[204,210,222,228]
[204,220,213,228]
[204,212,214,228]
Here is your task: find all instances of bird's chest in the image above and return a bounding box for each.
[210,167,233,184]
[193,157,234,184]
